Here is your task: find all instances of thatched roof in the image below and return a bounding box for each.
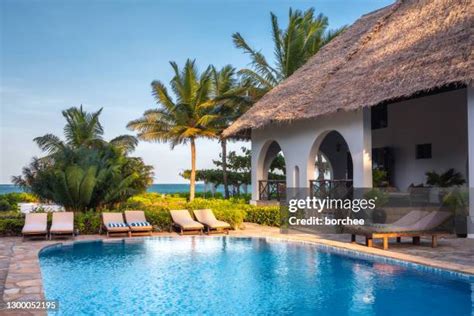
[223,0,473,138]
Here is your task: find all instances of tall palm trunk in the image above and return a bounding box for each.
[189,138,196,201]
[221,138,229,199]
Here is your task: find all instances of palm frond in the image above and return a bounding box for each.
[34,134,66,154]
[110,135,138,154]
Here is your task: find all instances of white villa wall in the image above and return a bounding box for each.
[251,108,372,200]
[372,89,468,191]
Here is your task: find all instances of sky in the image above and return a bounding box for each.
[0,0,393,184]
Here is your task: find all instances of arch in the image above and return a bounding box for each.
[307,130,354,182]
[256,140,286,181]
[255,139,287,200]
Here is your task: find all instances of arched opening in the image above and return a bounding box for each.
[316,131,353,180]
[309,131,353,198]
[315,152,333,180]
[257,140,286,201]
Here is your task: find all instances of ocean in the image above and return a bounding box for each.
[0,183,227,195]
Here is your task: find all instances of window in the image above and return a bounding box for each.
[416,144,432,159]
[371,104,388,129]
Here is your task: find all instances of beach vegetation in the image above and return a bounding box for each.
[12,106,153,212]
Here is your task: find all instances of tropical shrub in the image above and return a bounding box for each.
[0,192,38,212]
[372,168,388,187]
[124,193,187,210]
[0,217,24,236]
[74,211,102,234]
[0,200,12,212]
[1,192,38,204]
[244,206,280,227]
[443,190,469,215]
[143,207,172,231]
[425,169,466,187]
[13,106,153,212]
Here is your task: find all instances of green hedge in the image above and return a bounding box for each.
[143,207,172,231]
[244,206,280,227]
[0,216,24,236]
[74,212,101,234]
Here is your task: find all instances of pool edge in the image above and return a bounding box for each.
[3,233,474,309]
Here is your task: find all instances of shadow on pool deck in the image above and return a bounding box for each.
[0,222,473,314]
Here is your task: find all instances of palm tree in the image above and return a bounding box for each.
[33,106,102,155]
[127,59,218,201]
[208,65,251,198]
[233,8,345,96]
[13,106,153,211]
[34,105,138,156]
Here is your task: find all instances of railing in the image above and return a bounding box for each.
[258,180,286,201]
[309,179,353,199]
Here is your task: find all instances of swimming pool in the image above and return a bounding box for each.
[39,237,473,315]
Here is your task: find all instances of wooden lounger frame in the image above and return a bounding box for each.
[100,224,131,238]
[22,232,48,241]
[170,223,203,235]
[203,225,230,235]
[350,231,449,250]
[129,229,153,237]
[49,231,75,240]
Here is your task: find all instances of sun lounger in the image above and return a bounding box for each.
[101,212,131,237]
[124,210,153,236]
[170,210,203,235]
[50,212,75,239]
[346,210,452,250]
[22,213,48,240]
[193,209,230,235]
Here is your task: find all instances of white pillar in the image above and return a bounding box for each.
[251,141,261,201]
[352,108,373,188]
[467,86,474,238]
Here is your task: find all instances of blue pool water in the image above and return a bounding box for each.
[39,237,473,315]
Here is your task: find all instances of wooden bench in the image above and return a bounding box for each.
[350,231,449,250]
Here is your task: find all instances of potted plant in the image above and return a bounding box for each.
[373,168,389,188]
[443,190,469,237]
[425,168,465,202]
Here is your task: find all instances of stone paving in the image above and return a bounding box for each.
[0,223,473,314]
